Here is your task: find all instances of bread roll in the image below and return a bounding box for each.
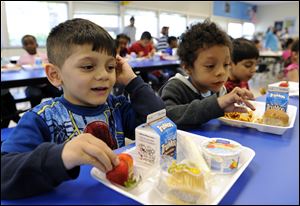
[263,109,289,127]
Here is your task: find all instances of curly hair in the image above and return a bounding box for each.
[178,19,232,69]
[47,18,116,68]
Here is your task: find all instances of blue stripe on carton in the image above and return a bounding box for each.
[150,118,177,159]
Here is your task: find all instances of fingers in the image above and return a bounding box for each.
[231,87,256,110]
[82,144,113,172]
[241,99,256,111]
[233,87,255,100]
[86,135,119,167]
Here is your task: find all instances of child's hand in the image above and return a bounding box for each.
[61,133,119,173]
[115,55,137,86]
[217,87,256,113]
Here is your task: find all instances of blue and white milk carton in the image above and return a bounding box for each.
[266,86,289,112]
[135,109,177,166]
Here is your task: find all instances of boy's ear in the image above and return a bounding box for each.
[44,63,62,88]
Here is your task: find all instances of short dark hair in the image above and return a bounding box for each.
[46,18,116,67]
[178,19,232,68]
[291,39,299,52]
[130,16,135,21]
[231,38,259,64]
[21,34,37,45]
[140,31,152,40]
[116,33,131,43]
[167,36,177,45]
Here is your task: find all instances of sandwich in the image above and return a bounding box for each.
[263,109,289,127]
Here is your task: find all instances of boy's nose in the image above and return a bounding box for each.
[94,68,109,80]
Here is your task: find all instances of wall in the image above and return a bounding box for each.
[2,1,299,57]
[256,2,299,36]
[125,1,211,17]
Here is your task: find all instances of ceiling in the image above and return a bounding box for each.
[241,1,297,6]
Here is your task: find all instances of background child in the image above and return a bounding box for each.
[284,39,299,82]
[115,33,130,57]
[158,20,255,129]
[165,36,178,56]
[18,34,62,107]
[225,38,259,93]
[1,18,164,199]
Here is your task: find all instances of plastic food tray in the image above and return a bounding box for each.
[91,130,255,205]
[219,101,297,135]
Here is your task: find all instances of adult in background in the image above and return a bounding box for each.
[123,16,136,45]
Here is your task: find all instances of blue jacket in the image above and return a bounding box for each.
[1,76,165,199]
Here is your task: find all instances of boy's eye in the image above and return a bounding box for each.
[107,65,116,72]
[81,65,94,70]
[224,63,231,69]
[205,65,215,69]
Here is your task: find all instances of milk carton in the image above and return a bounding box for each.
[266,86,289,112]
[135,109,177,166]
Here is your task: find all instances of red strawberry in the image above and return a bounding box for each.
[118,153,133,177]
[279,81,289,87]
[84,121,117,149]
[106,159,129,186]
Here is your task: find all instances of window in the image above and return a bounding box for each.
[159,13,186,38]
[188,16,205,28]
[73,2,119,38]
[5,1,68,47]
[242,22,255,40]
[73,14,119,38]
[228,22,243,39]
[124,9,157,42]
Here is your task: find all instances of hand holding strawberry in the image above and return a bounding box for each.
[106,153,138,188]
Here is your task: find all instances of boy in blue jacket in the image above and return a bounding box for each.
[1,18,164,199]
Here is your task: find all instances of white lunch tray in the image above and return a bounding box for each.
[91,130,255,205]
[219,101,297,135]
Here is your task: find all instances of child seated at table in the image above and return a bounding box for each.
[18,34,62,107]
[158,20,255,129]
[1,18,164,200]
[283,39,299,82]
[225,38,259,93]
[115,33,130,58]
[165,36,178,56]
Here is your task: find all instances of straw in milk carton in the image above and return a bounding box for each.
[135,109,177,166]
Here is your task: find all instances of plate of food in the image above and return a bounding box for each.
[21,64,44,70]
[1,64,21,72]
[268,81,299,96]
[219,101,297,135]
[91,130,255,205]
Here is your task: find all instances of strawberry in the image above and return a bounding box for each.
[118,153,134,177]
[106,153,137,188]
[106,159,129,186]
[84,121,117,149]
[279,81,289,87]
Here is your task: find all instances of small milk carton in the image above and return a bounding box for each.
[135,109,177,166]
[266,86,289,112]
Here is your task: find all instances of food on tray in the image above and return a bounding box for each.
[84,121,117,149]
[224,110,254,122]
[201,138,242,174]
[262,109,289,127]
[279,81,289,87]
[163,161,206,204]
[106,153,139,188]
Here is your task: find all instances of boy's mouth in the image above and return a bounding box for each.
[91,86,108,92]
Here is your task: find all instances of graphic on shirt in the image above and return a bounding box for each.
[84,121,118,149]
